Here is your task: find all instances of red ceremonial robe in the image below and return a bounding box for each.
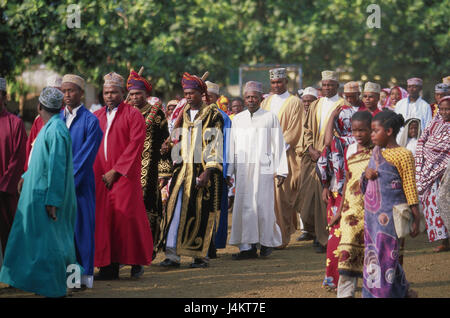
[93,102,153,267]
[0,109,27,253]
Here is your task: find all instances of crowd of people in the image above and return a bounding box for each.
[0,68,448,298]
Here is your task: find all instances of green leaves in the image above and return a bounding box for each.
[0,0,447,97]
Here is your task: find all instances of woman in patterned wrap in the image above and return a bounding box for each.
[415,96,450,253]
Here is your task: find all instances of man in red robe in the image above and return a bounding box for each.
[93,72,153,279]
[0,78,27,257]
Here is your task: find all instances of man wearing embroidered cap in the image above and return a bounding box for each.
[127,69,172,262]
[261,67,304,249]
[227,81,288,260]
[0,87,77,298]
[362,82,382,117]
[0,78,27,266]
[159,72,224,269]
[60,74,103,289]
[430,83,449,118]
[93,72,153,279]
[299,70,346,253]
[395,77,431,132]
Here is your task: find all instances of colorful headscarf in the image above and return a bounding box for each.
[383,86,408,109]
[181,72,207,95]
[216,95,229,112]
[126,70,152,94]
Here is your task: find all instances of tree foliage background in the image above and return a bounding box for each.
[1,0,449,97]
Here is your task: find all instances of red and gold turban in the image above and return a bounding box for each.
[126,70,152,94]
[181,72,207,95]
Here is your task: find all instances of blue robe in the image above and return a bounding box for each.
[60,105,103,277]
[0,115,77,298]
[215,109,231,249]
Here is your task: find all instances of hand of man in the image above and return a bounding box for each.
[308,146,321,162]
[17,178,24,194]
[103,169,120,190]
[276,175,286,188]
[46,205,57,221]
[196,169,211,189]
[322,187,331,203]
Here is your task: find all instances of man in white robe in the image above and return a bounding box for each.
[227,81,288,260]
[395,77,431,134]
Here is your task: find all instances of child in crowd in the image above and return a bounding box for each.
[361,109,420,298]
[329,111,374,298]
[398,118,421,155]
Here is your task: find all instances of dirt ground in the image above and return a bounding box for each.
[0,213,449,299]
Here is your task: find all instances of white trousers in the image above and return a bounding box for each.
[337,275,358,298]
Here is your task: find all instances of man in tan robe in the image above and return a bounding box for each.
[297,70,345,253]
[261,68,304,248]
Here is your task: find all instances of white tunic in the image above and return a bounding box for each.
[227,108,288,247]
[267,91,290,117]
[104,107,118,161]
[395,97,431,132]
[319,94,340,131]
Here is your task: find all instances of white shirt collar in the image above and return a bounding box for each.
[324,94,339,102]
[275,91,290,99]
[65,104,83,117]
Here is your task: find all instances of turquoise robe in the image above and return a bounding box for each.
[0,115,77,298]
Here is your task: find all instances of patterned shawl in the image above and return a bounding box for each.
[415,113,450,195]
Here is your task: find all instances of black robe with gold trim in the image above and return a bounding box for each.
[138,103,172,248]
[158,103,224,258]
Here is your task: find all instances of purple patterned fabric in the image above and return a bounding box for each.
[361,146,410,298]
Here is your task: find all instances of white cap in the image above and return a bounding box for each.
[205,81,220,95]
[298,87,318,98]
